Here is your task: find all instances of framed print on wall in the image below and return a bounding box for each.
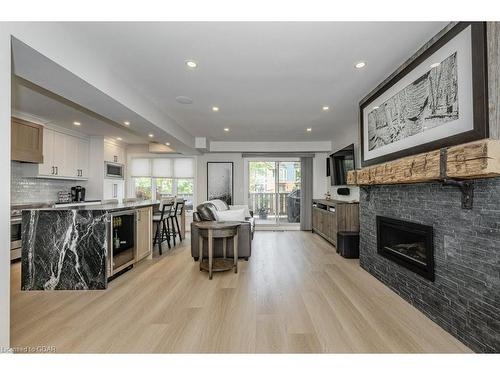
[360,22,488,167]
[207,162,234,205]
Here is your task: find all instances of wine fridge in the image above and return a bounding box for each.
[108,210,136,277]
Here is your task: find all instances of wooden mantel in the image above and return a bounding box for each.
[347,139,500,186]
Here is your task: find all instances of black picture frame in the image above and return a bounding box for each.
[207,162,234,205]
[360,22,488,167]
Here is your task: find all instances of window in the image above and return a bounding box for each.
[130,157,195,210]
[134,177,152,200]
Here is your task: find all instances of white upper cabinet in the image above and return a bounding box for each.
[104,141,125,164]
[62,134,78,178]
[39,128,55,176]
[77,139,90,178]
[22,127,90,180]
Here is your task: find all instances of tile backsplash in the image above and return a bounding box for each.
[11,161,87,204]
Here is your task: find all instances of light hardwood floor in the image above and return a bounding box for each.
[10,231,471,353]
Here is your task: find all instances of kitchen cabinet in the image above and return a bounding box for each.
[11,118,44,163]
[39,128,55,175]
[63,134,78,177]
[104,141,125,164]
[103,179,124,201]
[22,126,90,180]
[77,139,90,178]
[136,206,152,261]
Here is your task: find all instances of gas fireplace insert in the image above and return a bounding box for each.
[376,216,434,281]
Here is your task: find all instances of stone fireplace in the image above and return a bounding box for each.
[359,179,500,353]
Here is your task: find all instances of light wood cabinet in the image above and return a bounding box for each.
[136,206,152,261]
[312,200,359,247]
[11,118,44,163]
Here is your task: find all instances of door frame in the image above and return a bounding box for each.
[244,157,300,230]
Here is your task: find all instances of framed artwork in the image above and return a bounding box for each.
[360,22,488,167]
[207,162,234,205]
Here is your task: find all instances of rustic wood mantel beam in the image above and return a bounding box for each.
[347,139,500,186]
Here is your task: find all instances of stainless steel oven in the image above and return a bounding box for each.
[105,162,124,179]
[10,203,51,261]
[10,216,22,260]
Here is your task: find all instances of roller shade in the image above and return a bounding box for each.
[174,158,194,178]
[130,158,151,177]
[152,158,173,177]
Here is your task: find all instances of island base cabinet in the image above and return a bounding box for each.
[136,206,152,261]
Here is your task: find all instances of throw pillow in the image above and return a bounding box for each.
[216,208,246,222]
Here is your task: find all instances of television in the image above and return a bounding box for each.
[329,144,355,186]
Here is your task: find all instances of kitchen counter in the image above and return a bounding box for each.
[21,200,158,291]
[38,200,159,212]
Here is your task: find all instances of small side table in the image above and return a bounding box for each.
[194,221,241,280]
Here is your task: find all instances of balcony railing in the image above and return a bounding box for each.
[248,192,300,223]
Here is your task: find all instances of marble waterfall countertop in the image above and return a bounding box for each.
[21,200,159,291]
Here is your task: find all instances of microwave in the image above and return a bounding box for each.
[105,162,125,179]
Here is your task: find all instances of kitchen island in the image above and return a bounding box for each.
[21,200,158,291]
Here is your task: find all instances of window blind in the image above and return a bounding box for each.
[132,157,194,178]
[152,158,173,177]
[174,158,194,178]
[130,158,151,177]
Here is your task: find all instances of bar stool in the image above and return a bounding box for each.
[153,199,174,255]
[166,200,184,246]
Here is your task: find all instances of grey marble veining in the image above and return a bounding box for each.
[22,209,109,290]
[21,201,158,291]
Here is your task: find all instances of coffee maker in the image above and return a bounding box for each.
[71,186,86,202]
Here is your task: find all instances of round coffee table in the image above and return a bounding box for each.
[194,221,241,280]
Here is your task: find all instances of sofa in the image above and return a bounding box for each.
[191,199,255,261]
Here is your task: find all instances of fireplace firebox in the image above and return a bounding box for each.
[376,216,434,281]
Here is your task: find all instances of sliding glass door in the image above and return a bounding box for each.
[248,160,301,228]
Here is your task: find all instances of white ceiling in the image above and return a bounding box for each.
[12,77,148,144]
[57,22,448,142]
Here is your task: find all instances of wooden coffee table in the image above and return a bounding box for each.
[194,221,241,280]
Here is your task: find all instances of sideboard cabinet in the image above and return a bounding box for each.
[312,199,359,247]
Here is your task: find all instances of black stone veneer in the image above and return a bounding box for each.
[359,178,500,353]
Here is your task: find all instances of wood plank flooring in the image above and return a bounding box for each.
[10,231,471,353]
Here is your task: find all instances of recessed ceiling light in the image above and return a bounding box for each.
[430,62,441,68]
[212,106,220,112]
[148,134,154,138]
[322,106,330,111]
[165,142,170,146]
[355,61,366,69]
[306,128,312,132]
[373,106,380,110]
[73,121,81,126]
[117,137,122,141]
[224,128,229,132]
[185,60,198,69]
[123,121,130,126]
[176,96,193,104]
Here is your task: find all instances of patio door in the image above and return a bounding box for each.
[247,160,301,228]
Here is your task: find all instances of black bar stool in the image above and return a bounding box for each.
[166,200,184,246]
[153,200,174,255]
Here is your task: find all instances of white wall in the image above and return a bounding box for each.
[329,123,361,202]
[196,153,246,206]
[196,152,330,207]
[313,152,329,199]
[0,25,11,350]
